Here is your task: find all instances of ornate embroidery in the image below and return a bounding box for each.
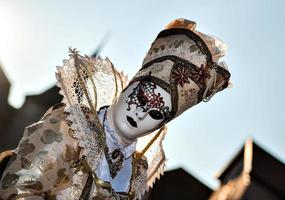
[171,65,191,87]
[18,139,35,156]
[133,157,148,179]
[137,158,148,170]
[56,49,128,176]
[104,146,124,179]
[126,81,171,120]
[101,111,124,179]
[189,64,211,88]
[40,129,63,144]
[1,173,19,190]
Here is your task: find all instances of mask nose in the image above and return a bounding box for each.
[134,107,147,121]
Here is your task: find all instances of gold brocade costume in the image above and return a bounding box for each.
[0,51,168,199]
[0,104,151,199]
[0,18,231,200]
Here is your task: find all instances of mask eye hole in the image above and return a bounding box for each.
[148,110,164,120]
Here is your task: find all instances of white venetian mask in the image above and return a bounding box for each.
[111,81,172,141]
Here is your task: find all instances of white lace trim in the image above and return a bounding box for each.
[56,49,128,170]
[133,127,168,199]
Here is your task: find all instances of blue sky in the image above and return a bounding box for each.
[0,0,284,188]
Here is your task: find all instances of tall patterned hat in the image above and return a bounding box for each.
[130,18,231,120]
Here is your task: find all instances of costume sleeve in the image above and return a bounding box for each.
[0,104,80,199]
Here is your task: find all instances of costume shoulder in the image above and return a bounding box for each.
[56,49,128,171]
[0,103,80,199]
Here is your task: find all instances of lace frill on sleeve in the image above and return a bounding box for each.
[56,48,128,171]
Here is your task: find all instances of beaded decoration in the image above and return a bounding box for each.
[126,81,171,120]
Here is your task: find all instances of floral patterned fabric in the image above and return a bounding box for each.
[0,18,231,200]
[0,104,83,199]
[0,104,148,200]
[131,18,231,120]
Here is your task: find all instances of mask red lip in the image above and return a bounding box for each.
[127,116,137,128]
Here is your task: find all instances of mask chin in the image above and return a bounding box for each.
[117,132,137,145]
